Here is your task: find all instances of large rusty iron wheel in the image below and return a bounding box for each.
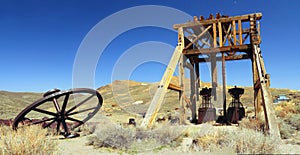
[12,88,102,138]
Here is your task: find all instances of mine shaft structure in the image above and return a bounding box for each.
[141,13,280,139]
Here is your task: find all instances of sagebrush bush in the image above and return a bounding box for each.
[277,119,295,139]
[238,117,265,132]
[285,113,300,130]
[275,102,300,140]
[191,127,281,154]
[0,125,58,155]
[87,124,184,151]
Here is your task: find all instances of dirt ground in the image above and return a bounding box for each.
[56,127,300,155]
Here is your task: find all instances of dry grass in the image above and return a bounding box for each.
[190,124,281,154]
[0,125,58,155]
[87,123,185,153]
[238,117,265,132]
[274,102,300,143]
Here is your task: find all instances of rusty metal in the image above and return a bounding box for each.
[227,86,245,123]
[12,88,102,138]
[197,87,216,124]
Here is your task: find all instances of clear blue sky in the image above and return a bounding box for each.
[0,0,299,92]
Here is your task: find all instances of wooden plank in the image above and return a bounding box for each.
[252,53,261,116]
[168,83,181,92]
[218,22,223,47]
[213,23,217,47]
[253,45,281,139]
[195,62,200,101]
[189,63,197,122]
[173,13,262,29]
[179,53,186,125]
[196,54,249,62]
[222,52,227,123]
[141,45,183,128]
[238,20,243,45]
[211,54,217,101]
[232,20,237,45]
[183,44,250,55]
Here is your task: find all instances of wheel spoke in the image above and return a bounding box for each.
[66,94,95,114]
[66,116,84,124]
[43,119,57,128]
[67,106,98,116]
[18,117,55,128]
[56,120,61,133]
[53,98,61,113]
[61,94,69,113]
[61,119,69,134]
[33,108,57,116]
[31,117,55,125]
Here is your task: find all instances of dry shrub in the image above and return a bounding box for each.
[0,125,58,155]
[284,113,300,130]
[275,102,300,140]
[277,119,295,139]
[88,124,135,150]
[275,102,297,117]
[191,127,280,154]
[87,124,185,151]
[238,117,265,132]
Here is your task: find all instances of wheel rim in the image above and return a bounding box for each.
[12,88,102,135]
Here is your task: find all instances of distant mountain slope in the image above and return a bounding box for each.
[0,91,42,119]
[0,79,299,122]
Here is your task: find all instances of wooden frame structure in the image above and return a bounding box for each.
[141,13,280,139]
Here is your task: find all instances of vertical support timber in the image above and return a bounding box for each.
[179,55,186,125]
[178,27,186,125]
[238,20,243,45]
[222,52,227,123]
[211,54,217,100]
[252,52,262,117]
[232,20,237,45]
[189,61,197,122]
[195,62,200,101]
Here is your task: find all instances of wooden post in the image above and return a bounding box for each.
[252,53,262,117]
[222,52,227,123]
[218,22,223,47]
[178,27,186,125]
[232,20,237,45]
[189,61,197,122]
[211,54,217,101]
[213,22,217,47]
[238,20,243,45]
[179,55,186,125]
[195,62,200,101]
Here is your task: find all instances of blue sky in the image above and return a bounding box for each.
[0,0,299,92]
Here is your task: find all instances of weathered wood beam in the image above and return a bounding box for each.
[238,20,243,45]
[183,44,251,55]
[222,52,227,123]
[168,83,182,92]
[173,13,262,29]
[232,20,237,45]
[218,22,223,47]
[196,54,249,62]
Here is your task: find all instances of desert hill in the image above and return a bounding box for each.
[0,78,299,122]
